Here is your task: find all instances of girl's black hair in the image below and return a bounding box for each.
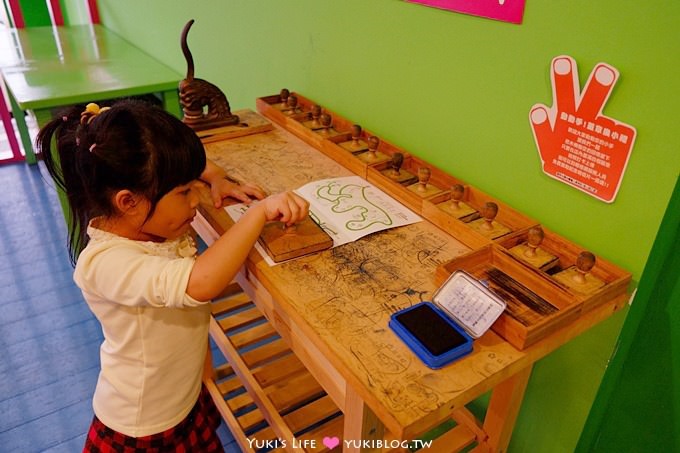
[37,99,207,265]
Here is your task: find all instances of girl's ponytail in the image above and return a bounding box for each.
[37,106,88,264]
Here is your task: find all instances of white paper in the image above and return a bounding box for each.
[295,175,421,246]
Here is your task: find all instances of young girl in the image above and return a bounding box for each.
[37,99,309,452]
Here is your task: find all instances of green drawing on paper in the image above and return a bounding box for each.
[315,182,393,231]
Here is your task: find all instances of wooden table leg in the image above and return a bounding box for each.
[344,386,385,453]
[474,365,533,453]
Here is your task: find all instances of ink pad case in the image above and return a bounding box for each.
[389,270,506,369]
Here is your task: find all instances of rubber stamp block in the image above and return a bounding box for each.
[436,184,479,222]
[314,113,343,138]
[272,88,290,110]
[381,152,418,185]
[281,94,303,115]
[356,136,390,164]
[468,202,512,239]
[301,104,325,130]
[407,167,443,198]
[258,216,333,263]
[338,124,369,153]
[553,251,606,295]
[508,226,559,271]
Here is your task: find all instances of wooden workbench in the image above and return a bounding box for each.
[193,117,627,453]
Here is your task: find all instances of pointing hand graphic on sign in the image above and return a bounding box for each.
[529,56,636,203]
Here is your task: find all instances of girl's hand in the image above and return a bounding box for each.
[210,178,266,208]
[261,191,310,226]
[201,159,266,208]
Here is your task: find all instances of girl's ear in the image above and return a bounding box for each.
[112,190,144,215]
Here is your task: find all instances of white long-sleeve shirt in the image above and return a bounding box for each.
[74,224,210,437]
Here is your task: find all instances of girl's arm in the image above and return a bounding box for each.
[201,159,266,207]
[186,191,309,301]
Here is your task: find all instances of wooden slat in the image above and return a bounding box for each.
[254,397,343,452]
[284,395,342,434]
[266,370,326,413]
[230,322,278,349]
[214,363,234,380]
[253,354,306,387]
[237,392,341,437]
[211,292,253,316]
[218,306,265,332]
[297,415,344,452]
[452,408,487,444]
[427,423,477,452]
[228,366,324,416]
[237,405,269,432]
[240,338,290,368]
[217,375,244,396]
[226,390,257,414]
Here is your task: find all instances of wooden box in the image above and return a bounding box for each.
[322,131,412,179]
[257,92,351,152]
[436,245,582,350]
[497,228,632,312]
[421,186,538,249]
[367,153,462,214]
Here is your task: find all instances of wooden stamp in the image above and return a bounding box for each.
[301,104,324,130]
[508,226,559,271]
[380,152,418,185]
[468,202,512,239]
[553,251,606,295]
[272,88,290,110]
[407,167,443,198]
[258,216,333,263]
[281,94,302,116]
[356,136,390,164]
[338,124,369,153]
[314,113,342,138]
[436,184,478,222]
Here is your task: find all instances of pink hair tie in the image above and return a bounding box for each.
[89,143,97,153]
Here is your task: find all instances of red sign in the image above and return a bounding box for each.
[530,56,636,203]
[406,0,526,24]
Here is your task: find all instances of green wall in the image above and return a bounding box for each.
[86,1,679,451]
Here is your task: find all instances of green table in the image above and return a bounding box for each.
[0,24,182,164]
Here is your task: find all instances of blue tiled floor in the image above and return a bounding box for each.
[0,163,240,452]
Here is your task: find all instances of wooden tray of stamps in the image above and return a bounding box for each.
[367,153,464,213]
[422,186,539,249]
[436,245,582,350]
[497,227,631,312]
[257,91,347,151]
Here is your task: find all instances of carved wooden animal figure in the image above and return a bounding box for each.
[179,19,239,130]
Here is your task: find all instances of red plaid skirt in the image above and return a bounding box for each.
[83,385,224,452]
